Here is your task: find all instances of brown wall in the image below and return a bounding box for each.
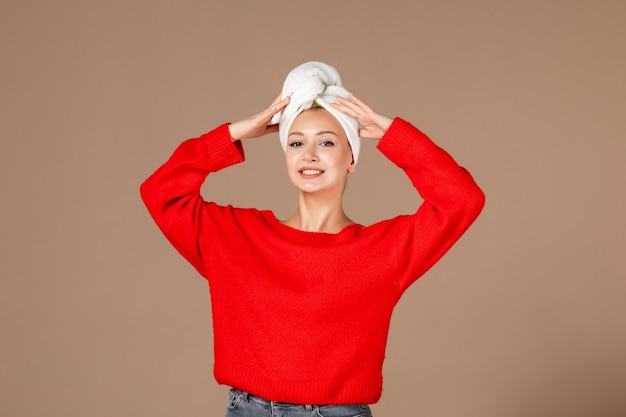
[1,1,625,416]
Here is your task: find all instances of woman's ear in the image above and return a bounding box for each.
[347,160,355,174]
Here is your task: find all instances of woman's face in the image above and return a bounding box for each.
[285,109,355,195]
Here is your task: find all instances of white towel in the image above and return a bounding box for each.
[270,61,361,164]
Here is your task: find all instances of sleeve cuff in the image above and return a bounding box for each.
[202,123,245,170]
[376,117,434,167]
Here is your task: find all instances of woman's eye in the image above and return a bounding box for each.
[288,141,303,147]
[320,140,335,147]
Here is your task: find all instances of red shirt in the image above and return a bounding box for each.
[140,118,485,404]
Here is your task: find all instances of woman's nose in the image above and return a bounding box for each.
[302,144,318,161]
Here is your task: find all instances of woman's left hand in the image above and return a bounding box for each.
[330,94,393,140]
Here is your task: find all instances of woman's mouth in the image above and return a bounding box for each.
[299,169,324,176]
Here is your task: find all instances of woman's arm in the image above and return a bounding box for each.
[139,95,290,276]
[378,118,485,291]
[139,125,244,277]
[332,94,485,291]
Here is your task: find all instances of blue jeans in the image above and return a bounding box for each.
[225,388,373,417]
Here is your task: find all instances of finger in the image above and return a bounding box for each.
[348,94,372,112]
[335,95,355,107]
[265,124,280,134]
[331,96,359,117]
[267,95,290,113]
[358,127,382,140]
[271,92,292,107]
[358,126,374,138]
[345,95,375,120]
[331,96,357,114]
[269,93,284,107]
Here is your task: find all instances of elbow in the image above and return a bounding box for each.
[448,184,485,226]
[139,176,160,214]
[471,186,486,216]
[463,185,486,224]
[139,178,151,206]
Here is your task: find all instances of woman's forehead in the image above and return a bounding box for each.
[289,109,345,136]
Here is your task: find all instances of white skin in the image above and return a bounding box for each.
[229,93,393,233]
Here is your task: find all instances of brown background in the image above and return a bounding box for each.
[1,1,625,416]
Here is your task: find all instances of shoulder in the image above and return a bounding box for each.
[360,214,415,237]
[204,202,272,221]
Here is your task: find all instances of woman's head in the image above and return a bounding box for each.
[271,61,361,163]
[285,107,355,195]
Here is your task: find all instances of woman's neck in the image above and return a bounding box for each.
[282,193,354,233]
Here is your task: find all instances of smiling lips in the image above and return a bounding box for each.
[299,168,324,176]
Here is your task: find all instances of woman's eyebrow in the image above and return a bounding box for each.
[288,131,338,137]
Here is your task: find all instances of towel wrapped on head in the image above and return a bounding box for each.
[270,61,361,164]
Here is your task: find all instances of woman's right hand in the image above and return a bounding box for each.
[228,94,291,141]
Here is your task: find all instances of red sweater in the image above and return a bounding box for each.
[140,118,484,405]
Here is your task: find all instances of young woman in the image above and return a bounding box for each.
[141,62,485,416]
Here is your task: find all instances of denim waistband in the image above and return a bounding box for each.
[228,388,371,415]
[231,388,315,410]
